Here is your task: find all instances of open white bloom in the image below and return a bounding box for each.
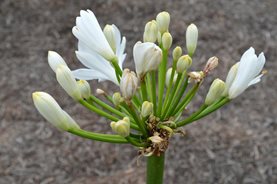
[133,42,162,78]
[32,92,80,131]
[227,47,266,99]
[48,51,67,72]
[72,10,126,85]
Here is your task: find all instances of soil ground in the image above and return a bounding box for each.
[0,0,277,183]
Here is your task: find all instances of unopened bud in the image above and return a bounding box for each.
[204,56,219,74]
[166,68,177,87]
[143,20,158,43]
[48,51,67,72]
[32,91,80,131]
[222,62,239,97]
[176,55,192,73]
[156,11,170,33]
[133,42,162,78]
[205,79,225,105]
[77,80,91,99]
[103,24,118,53]
[110,117,130,137]
[112,92,124,106]
[162,32,172,50]
[96,88,106,95]
[173,46,182,61]
[56,65,81,100]
[120,69,139,100]
[186,23,198,56]
[141,101,153,117]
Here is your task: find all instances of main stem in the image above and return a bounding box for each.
[147,153,165,184]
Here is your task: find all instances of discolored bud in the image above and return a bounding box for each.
[96,88,106,95]
[77,80,91,99]
[176,55,192,73]
[110,117,130,137]
[141,101,154,117]
[162,32,172,50]
[56,65,81,100]
[186,23,198,56]
[156,11,170,33]
[112,92,124,106]
[173,46,182,61]
[205,79,226,105]
[188,71,205,82]
[120,69,139,100]
[203,56,219,74]
[149,133,163,144]
[143,20,158,43]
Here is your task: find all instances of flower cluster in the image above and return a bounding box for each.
[33,10,266,155]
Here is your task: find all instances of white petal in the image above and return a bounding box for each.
[248,74,263,86]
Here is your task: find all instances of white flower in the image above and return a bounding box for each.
[72,10,126,84]
[48,51,67,72]
[133,42,162,78]
[227,47,266,99]
[32,92,80,131]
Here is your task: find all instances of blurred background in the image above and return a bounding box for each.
[0,0,276,183]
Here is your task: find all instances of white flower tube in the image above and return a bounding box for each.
[72,10,126,84]
[56,65,81,100]
[227,47,266,99]
[48,51,67,72]
[133,42,162,78]
[32,92,80,131]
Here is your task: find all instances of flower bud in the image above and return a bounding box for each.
[143,20,158,43]
[48,51,67,72]
[186,23,198,56]
[133,42,162,78]
[162,32,172,50]
[205,79,226,105]
[77,80,91,99]
[156,11,170,33]
[173,46,182,61]
[120,69,139,100]
[113,92,124,106]
[56,65,81,100]
[165,68,177,87]
[222,62,239,97]
[141,101,153,117]
[110,117,130,137]
[176,55,192,73]
[103,24,118,53]
[203,56,219,74]
[32,92,80,131]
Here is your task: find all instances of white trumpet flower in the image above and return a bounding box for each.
[133,42,162,78]
[72,10,126,85]
[32,92,80,131]
[227,47,266,99]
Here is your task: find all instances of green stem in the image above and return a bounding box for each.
[68,128,128,143]
[140,78,148,102]
[150,71,157,115]
[147,153,165,184]
[157,49,168,116]
[125,136,147,147]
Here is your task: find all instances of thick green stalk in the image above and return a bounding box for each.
[147,153,165,184]
[140,79,148,101]
[68,128,128,143]
[157,49,168,116]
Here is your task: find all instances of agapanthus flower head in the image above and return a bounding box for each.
[226,47,266,99]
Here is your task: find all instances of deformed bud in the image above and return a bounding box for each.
[149,133,163,144]
[176,55,192,73]
[173,46,182,61]
[188,71,205,82]
[156,11,170,33]
[166,68,177,87]
[56,65,81,100]
[141,101,153,117]
[204,56,219,74]
[32,91,80,131]
[113,92,124,106]
[77,80,91,99]
[120,69,139,100]
[205,78,226,105]
[143,20,158,43]
[162,32,172,50]
[110,117,130,137]
[186,23,198,56]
